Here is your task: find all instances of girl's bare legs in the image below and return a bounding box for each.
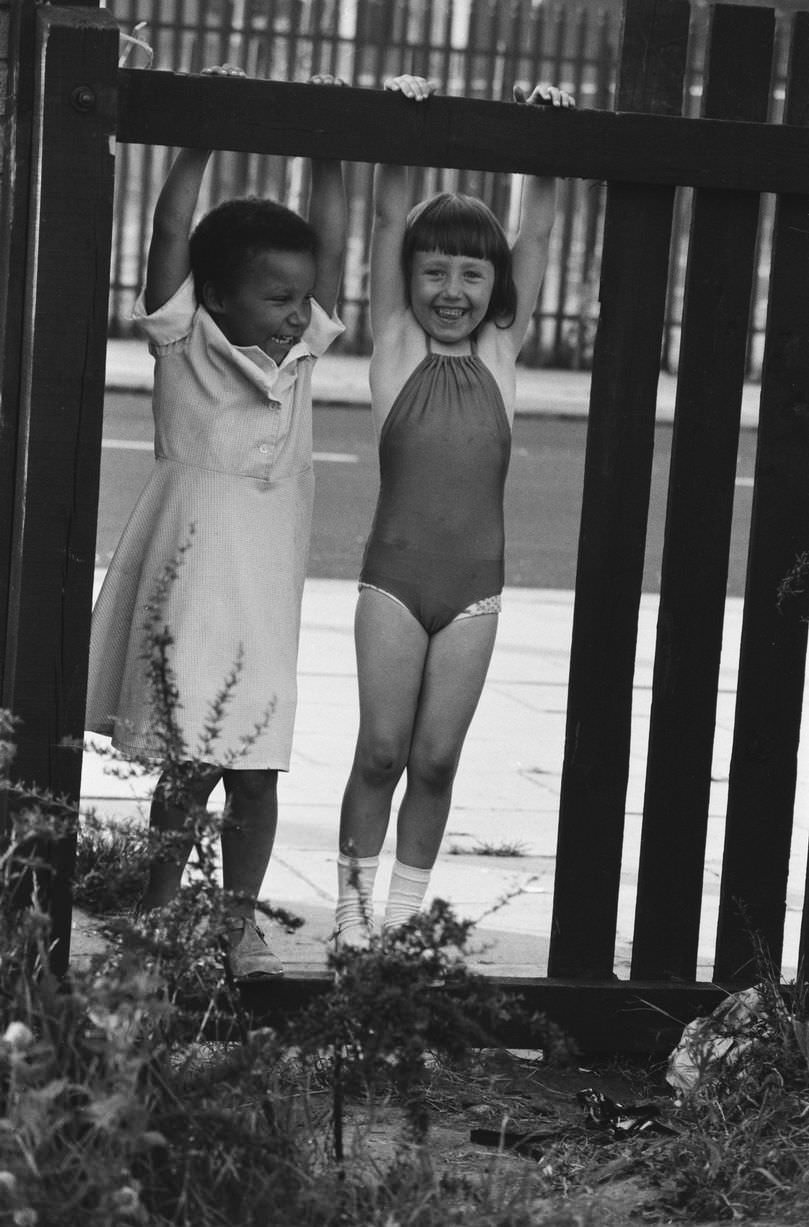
[140,764,222,911]
[337,589,428,942]
[338,588,498,934]
[384,612,497,929]
[395,612,498,867]
[339,589,430,858]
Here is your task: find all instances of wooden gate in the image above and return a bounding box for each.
[3,0,809,1052]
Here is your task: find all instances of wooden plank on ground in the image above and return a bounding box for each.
[1,6,118,972]
[547,0,689,979]
[236,972,735,1056]
[114,64,809,193]
[631,5,774,981]
[715,12,809,983]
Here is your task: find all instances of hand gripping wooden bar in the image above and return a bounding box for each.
[116,66,809,195]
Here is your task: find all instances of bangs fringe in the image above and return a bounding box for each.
[407,194,506,264]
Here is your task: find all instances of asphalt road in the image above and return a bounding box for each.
[96,392,758,596]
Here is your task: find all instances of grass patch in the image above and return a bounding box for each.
[72,810,151,915]
[448,839,531,858]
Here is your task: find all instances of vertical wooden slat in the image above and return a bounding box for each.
[174,0,188,71]
[285,0,302,82]
[437,0,453,94]
[189,0,207,73]
[503,0,524,100]
[0,0,36,702]
[1,6,118,971]
[551,6,587,361]
[217,0,232,67]
[547,0,689,980]
[411,0,430,80]
[715,12,809,982]
[310,0,325,77]
[527,0,546,90]
[631,4,774,982]
[371,0,389,86]
[230,0,255,195]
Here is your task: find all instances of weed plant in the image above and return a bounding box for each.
[72,811,151,916]
[4,547,809,1222]
[646,962,809,1222]
[0,721,597,1227]
[0,553,588,1226]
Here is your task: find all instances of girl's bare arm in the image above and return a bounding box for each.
[306,77,347,316]
[309,158,346,317]
[370,76,437,337]
[144,147,212,315]
[507,83,575,347]
[508,173,559,346]
[369,161,411,337]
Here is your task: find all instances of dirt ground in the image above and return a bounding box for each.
[70,912,798,1224]
[335,1049,673,1221]
[334,1049,798,1226]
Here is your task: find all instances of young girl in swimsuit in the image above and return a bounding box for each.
[335,74,574,946]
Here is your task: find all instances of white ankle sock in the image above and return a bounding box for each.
[384,859,432,930]
[335,853,379,947]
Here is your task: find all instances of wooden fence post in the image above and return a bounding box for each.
[631,3,775,981]
[0,4,117,972]
[715,12,809,982]
[547,0,689,979]
[0,0,36,707]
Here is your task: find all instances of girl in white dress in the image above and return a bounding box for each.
[86,68,345,977]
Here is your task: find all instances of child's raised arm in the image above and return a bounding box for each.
[308,158,346,316]
[306,75,348,316]
[369,161,409,336]
[508,83,575,347]
[144,146,212,315]
[145,64,249,314]
[369,76,437,339]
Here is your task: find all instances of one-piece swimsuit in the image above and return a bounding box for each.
[360,336,511,635]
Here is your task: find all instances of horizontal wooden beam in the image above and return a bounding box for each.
[116,69,809,194]
[229,972,738,1055]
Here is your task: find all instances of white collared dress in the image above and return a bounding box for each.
[86,275,343,769]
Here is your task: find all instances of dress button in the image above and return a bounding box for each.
[258,443,270,455]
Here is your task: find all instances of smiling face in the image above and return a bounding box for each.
[203,248,317,362]
[409,249,496,346]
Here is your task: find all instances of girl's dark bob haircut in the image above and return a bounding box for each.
[401,192,517,327]
[189,196,319,303]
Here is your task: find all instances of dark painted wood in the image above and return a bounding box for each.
[235,972,739,1056]
[1,7,118,972]
[547,0,689,978]
[0,0,36,709]
[715,12,809,983]
[114,65,809,193]
[5,0,801,1045]
[632,6,774,980]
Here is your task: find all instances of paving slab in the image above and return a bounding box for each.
[77,575,809,983]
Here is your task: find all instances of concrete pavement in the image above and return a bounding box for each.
[78,578,809,982]
[76,342,801,979]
